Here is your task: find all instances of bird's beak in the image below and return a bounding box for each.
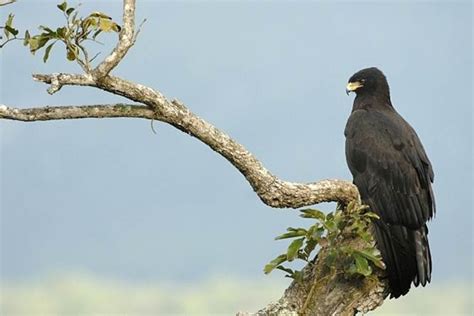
[346,81,363,95]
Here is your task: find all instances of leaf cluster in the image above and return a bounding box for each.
[1,1,121,66]
[264,202,384,282]
[2,13,18,38]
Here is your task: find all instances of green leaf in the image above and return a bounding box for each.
[27,38,38,53]
[286,237,304,262]
[43,42,55,63]
[56,27,67,39]
[364,211,380,219]
[66,7,75,16]
[81,17,96,30]
[89,12,112,19]
[4,13,14,39]
[358,231,373,243]
[28,35,50,54]
[355,248,385,269]
[304,238,318,256]
[346,201,357,212]
[264,254,287,274]
[332,211,344,229]
[92,29,102,40]
[66,44,78,61]
[357,204,370,212]
[23,30,30,46]
[275,228,307,240]
[39,25,54,34]
[323,219,338,233]
[348,219,363,231]
[276,266,294,276]
[113,23,122,32]
[299,208,326,221]
[4,25,18,37]
[353,253,372,276]
[5,13,14,28]
[57,1,67,12]
[98,18,119,32]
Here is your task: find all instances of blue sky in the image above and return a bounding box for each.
[1,0,472,293]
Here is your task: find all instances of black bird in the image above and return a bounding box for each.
[344,67,435,298]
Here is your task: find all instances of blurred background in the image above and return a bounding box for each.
[1,0,472,315]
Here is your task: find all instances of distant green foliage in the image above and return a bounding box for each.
[264,202,384,282]
[1,1,121,64]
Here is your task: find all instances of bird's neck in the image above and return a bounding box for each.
[352,93,392,112]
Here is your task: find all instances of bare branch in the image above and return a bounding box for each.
[0,103,147,121]
[32,73,95,94]
[0,97,358,208]
[0,0,16,7]
[92,0,136,78]
[31,72,360,206]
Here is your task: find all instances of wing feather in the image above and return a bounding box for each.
[345,109,434,229]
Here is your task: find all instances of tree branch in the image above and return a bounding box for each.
[92,0,136,78]
[0,99,358,208]
[28,72,361,209]
[0,0,16,7]
[32,73,95,94]
[0,103,147,121]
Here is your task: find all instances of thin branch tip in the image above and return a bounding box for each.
[92,0,137,78]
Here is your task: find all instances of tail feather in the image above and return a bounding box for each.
[414,225,431,286]
[373,222,431,298]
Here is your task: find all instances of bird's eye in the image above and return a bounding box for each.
[360,79,366,83]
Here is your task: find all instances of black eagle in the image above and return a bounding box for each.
[345,67,435,298]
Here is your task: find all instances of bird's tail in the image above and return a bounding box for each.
[373,222,432,298]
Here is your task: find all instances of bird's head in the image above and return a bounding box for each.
[346,67,390,98]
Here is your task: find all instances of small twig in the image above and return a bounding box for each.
[150,117,157,134]
[89,51,101,63]
[133,18,147,44]
[0,36,25,49]
[0,37,16,48]
[84,38,105,45]
[75,40,91,72]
